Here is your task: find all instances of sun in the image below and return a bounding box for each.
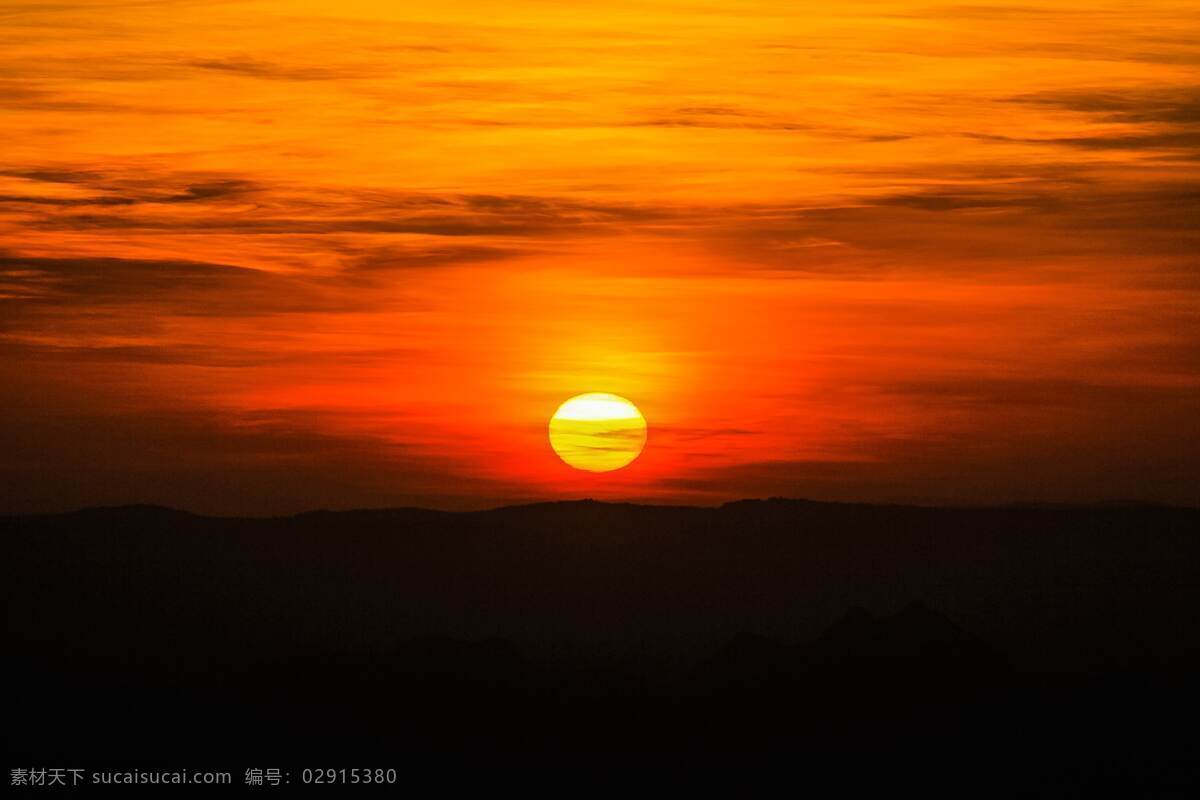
[549,393,647,472]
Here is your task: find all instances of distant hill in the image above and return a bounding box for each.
[5,499,1198,787]
[7,498,1197,668]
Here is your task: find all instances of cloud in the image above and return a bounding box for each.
[869,190,1059,212]
[159,179,258,203]
[0,194,139,207]
[0,254,355,317]
[648,386,1200,507]
[0,81,116,112]
[0,168,102,184]
[0,169,259,209]
[0,404,518,515]
[696,177,1200,273]
[183,56,370,82]
[972,130,1200,151]
[20,184,670,237]
[0,338,419,369]
[347,244,535,271]
[986,85,1200,153]
[633,111,812,132]
[626,106,909,140]
[865,182,1200,227]
[878,375,1200,409]
[662,426,760,442]
[1011,86,1200,125]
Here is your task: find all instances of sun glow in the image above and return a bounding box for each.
[549,393,647,473]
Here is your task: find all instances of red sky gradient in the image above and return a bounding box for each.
[2,1,1198,513]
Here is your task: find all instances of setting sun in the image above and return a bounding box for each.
[549,393,647,473]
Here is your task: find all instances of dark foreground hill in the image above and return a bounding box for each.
[5,499,1198,789]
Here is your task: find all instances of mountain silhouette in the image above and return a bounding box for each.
[694,603,1008,697]
[5,499,1197,790]
[806,602,1008,673]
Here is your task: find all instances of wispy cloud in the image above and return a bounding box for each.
[0,254,357,316]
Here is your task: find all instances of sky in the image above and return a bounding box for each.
[1,0,1198,514]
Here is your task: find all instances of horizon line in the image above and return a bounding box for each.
[5,496,1193,521]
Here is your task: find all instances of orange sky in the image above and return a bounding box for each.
[2,1,1198,513]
